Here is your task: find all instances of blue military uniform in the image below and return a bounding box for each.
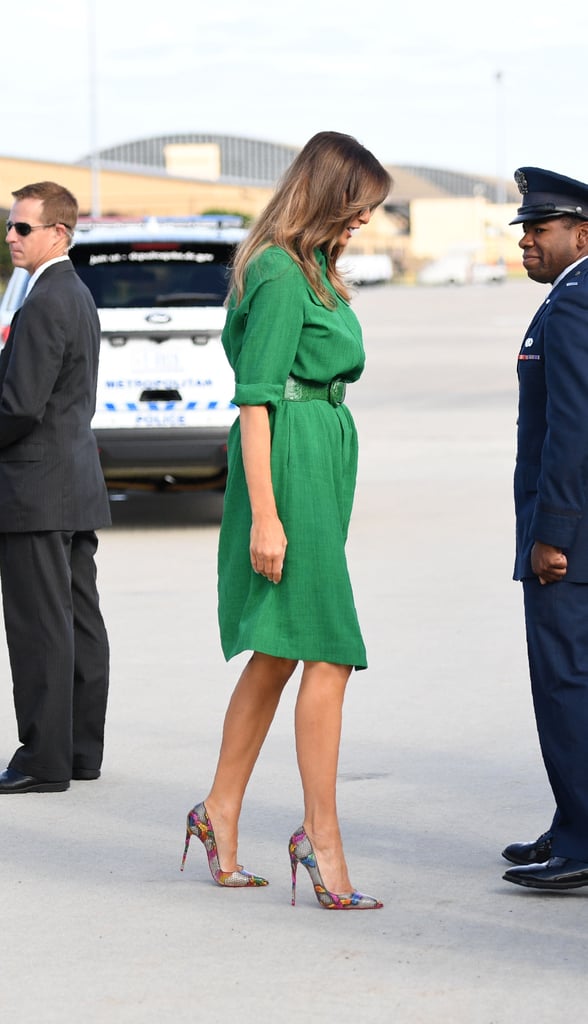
[512,168,588,864]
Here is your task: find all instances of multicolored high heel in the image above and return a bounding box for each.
[288,825,383,909]
[181,801,268,887]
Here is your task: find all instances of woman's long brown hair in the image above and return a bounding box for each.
[228,131,392,308]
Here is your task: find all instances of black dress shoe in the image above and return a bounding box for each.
[503,856,588,889]
[501,830,553,865]
[72,768,101,780]
[0,767,69,793]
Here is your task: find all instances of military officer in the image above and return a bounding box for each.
[502,167,588,889]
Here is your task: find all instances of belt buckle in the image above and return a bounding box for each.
[328,380,346,405]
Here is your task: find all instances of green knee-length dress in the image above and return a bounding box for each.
[218,245,367,670]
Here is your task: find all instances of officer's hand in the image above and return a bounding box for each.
[531,541,568,584]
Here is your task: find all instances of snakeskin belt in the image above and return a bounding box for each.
[283,375,347,406]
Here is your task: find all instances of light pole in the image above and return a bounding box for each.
[88,0,101,218]
[495,70,506,205]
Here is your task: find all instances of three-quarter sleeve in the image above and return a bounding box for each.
[230,250,306,408]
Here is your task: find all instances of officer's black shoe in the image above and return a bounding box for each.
[0,767,69,793]
[503,857,588,890]
[501,830,553,865]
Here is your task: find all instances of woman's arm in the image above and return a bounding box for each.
[240,404,287,584]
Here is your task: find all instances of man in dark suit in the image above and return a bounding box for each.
[501,167,588,889]
[0,181,111,793]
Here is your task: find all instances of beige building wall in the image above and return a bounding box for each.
[0,154,523,271]
[410,195,523,267]
[0,155,274,218]
[0,155,398,256]
[163,143,221,180]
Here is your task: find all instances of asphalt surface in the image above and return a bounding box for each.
[2,278,588,1023]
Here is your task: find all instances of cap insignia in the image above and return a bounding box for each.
[514,169,528,194]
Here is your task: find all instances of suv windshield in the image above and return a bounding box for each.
[71,240,233,308]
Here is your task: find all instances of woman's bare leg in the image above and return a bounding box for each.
[294,660,353,894]
[204,651,297,871]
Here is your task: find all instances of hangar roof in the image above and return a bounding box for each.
[80,133,518,203]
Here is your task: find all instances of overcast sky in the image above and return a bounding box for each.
[2,0,587,185]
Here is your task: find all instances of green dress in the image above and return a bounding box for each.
[218,245,367,669]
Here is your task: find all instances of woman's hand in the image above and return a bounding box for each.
[250,514,287,583]
[239,404,288,584]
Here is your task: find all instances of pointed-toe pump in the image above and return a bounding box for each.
[181,801,268,887]
[288,825,383,909]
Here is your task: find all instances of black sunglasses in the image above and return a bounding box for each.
[5,220,71,237]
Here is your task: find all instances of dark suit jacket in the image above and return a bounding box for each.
[514,258,588,580]
[0,259,111,532]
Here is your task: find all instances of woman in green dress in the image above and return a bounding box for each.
[181,132,391,909]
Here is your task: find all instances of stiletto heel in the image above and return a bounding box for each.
[181,801,268,888]
[289,841,299,905]
[288,826,383,909]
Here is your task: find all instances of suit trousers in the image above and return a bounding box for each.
[523,577,588,860]
[0,530,109,781]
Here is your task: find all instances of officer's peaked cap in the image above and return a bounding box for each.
[509,166,588,225]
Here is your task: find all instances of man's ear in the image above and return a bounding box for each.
[576,221,588,248]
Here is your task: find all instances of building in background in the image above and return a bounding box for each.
[0,134,524,281]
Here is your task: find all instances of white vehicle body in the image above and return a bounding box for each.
[417,253,507,286]
[0,216,248,490]
[338,252,393,285]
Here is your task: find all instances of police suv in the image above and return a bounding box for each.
[0,215,247,491]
